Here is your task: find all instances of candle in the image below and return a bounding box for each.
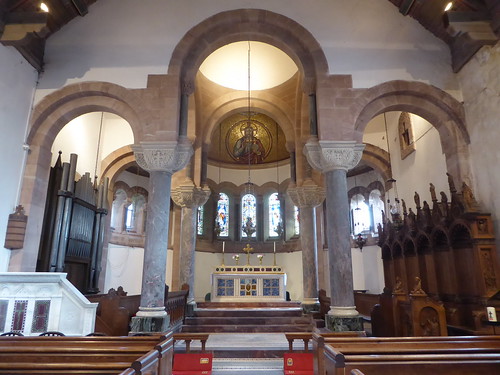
[222,241,225,253]
[273,242,276,254]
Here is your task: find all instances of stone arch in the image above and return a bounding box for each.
[11,84,148,272]
[351,80,470,183]
[169,9,328,91]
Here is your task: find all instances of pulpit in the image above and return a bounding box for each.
[211,266,287,302]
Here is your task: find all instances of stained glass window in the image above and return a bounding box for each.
[216,193,230,237]
[268,193,282,237]
[241,194,257,238]
[369,189,384,235]
[0,300,8,333]
[197,205,204,235]
[294,206,300,235]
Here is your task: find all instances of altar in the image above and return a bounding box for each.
[211,265,287,302]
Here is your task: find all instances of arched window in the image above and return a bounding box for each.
[125,194,146,233]
[294,206,300,235]
[369,189,384,235]
[351,194,371,234]
[197,205,204,235]
[241,193,257,238]
[268,193,282,237]
[216,193,230,237]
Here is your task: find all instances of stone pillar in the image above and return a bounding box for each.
[130,140,193,333]
[171,180,210,306]
[304,140,365,331]
[287,180,325,309]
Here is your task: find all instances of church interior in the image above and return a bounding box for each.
[0,0,499,374]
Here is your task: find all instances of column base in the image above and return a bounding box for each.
[185,300,197,317]
[130,315,170,334]
[301,299,319,314]
[325,306,364,332]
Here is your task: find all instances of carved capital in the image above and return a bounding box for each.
[171,181,211,208]
[287,180,325,208]
[304,140,364,172]
[132,140,193,173]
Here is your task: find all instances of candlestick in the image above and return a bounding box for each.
[273,242,276,253]
[222,241,225,253]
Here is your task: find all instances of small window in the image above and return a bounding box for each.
[241,194,257,238]
[197,205,204,236]
[399,112,415,159]
[268,193,282,237]
[216,193,230,237]
[294,206,300,236]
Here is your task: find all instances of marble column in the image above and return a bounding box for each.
[171,181,210,305]
[130,140,193,333]
[287,180,325,309]
[304,140,365,331]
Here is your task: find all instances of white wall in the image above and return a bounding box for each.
[0,45,38,270]
[51,112,134,178]
[104,244,173,296]
[194,250,303,302]
[458,42,500,256]
[36,0,458,104]
[363,112,449,213]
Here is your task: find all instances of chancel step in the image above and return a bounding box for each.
[182,302,314,333]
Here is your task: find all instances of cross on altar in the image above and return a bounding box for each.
[243,243,253,265]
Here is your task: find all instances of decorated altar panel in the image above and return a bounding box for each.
[211,266,286,302]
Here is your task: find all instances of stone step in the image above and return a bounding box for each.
[184,316,312,326]
[181,324,313,333]
[192,308,303,318]
[197,301,301,309]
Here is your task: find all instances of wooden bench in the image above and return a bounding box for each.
[313,334,500,375]
[0,333,173,375]
[320,336,500,375]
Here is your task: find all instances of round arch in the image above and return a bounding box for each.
[351,80,470,183]
[168,9,328,91]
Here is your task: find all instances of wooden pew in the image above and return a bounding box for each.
[319,336,500,375]
[312,331,367,375]
[313,333,500,375]
[0,333,173,375]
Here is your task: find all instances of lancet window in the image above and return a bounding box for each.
[216,193,230,237]
[294,206,300,235]
[241,193,257,238]
[268,193,281,237]
[197,205,204,235]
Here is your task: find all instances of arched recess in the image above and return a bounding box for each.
[201,93,296,150]
[352,80,470,183]
[10,83,148,272]
[168,9,328,92]
[361,143,392,184]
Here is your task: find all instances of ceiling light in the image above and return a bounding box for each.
[444,2,453,12]
[40,2,49,12]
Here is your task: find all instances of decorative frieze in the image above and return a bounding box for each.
[303,140,364,172]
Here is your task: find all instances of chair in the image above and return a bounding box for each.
[172,352,213,375]
[0,331,24,336]
[283,352,313,375]
[39,331,65,336]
